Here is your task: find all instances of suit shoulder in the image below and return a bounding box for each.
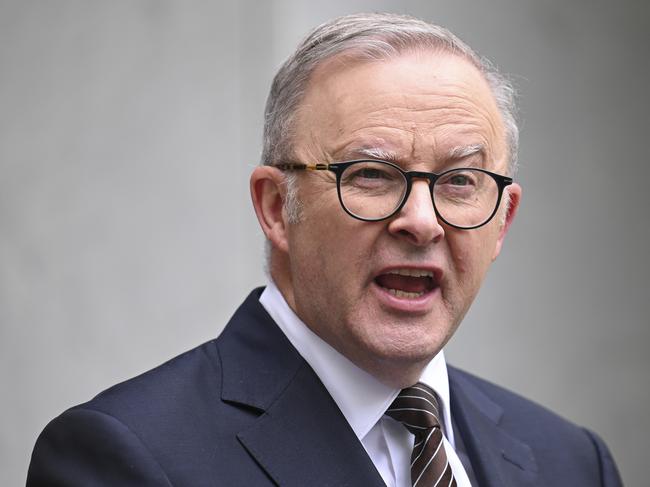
[449,366,623,485]
[28,407,174,486]
[80,339,223,423]
[451,366,556,411]
[28,337,270,485]
[449,366,587,435]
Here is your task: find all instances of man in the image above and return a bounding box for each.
[28,13,622,486]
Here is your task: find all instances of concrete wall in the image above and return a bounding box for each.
[2,1,648,484]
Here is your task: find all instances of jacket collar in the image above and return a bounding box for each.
[216,288,385,487]
[449,367,539,486]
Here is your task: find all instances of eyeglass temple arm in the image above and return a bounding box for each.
[275,163,330,171]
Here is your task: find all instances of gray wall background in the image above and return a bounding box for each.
[2,1,648,485]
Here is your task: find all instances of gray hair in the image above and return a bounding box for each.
[262,12,519,174]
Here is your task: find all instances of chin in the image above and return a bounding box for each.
[361,327,448,363]
[354,339,442,388]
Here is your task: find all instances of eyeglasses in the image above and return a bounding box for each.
[276,159,513,229]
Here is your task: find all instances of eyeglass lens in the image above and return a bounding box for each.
[339,161,500,228]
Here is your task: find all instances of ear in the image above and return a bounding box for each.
[492,182,521,260]
[250,165,291,253]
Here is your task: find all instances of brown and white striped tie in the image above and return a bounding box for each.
[385,383,457,487]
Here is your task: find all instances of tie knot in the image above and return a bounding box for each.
[385,383,442,436]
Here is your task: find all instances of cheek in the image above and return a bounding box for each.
[289,215,360,291]
[446,231,495,294]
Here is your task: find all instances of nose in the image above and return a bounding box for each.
[387,179,445,245]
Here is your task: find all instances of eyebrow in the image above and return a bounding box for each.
[343,143,485,165]
[447,144,485,160]
[350,147,400,162]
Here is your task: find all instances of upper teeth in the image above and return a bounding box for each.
[386,268,433,278]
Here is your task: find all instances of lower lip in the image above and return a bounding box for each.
[370,280,440,314]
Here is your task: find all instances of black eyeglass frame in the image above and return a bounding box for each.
[275,159,513,230]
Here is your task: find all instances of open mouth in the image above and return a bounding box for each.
[373,268,438,299]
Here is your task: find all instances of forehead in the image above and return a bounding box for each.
[294,49,506,169]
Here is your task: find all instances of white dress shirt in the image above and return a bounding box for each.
[259,281,472,487]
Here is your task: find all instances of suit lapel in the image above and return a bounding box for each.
[217,289,385,487]
[449,368,538,486]
[238,362,385,486]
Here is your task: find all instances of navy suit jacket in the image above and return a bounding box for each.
[28,289,622,486]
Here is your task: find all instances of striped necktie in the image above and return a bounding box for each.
[385,383,457,487]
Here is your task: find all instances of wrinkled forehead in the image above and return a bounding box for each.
[294,49,507,169]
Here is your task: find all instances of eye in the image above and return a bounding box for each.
[342,162,400,187]
[354,167,389,180]
[439,170,478,187]
[451,174,471,185]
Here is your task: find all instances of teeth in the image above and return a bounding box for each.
[387,288,425,299]
[386,268,433,278]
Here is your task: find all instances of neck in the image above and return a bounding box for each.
[342,351,431,389]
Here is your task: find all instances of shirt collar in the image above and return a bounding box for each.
[259,281,454,445]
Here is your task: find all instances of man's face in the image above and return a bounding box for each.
[276,50,519,385]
